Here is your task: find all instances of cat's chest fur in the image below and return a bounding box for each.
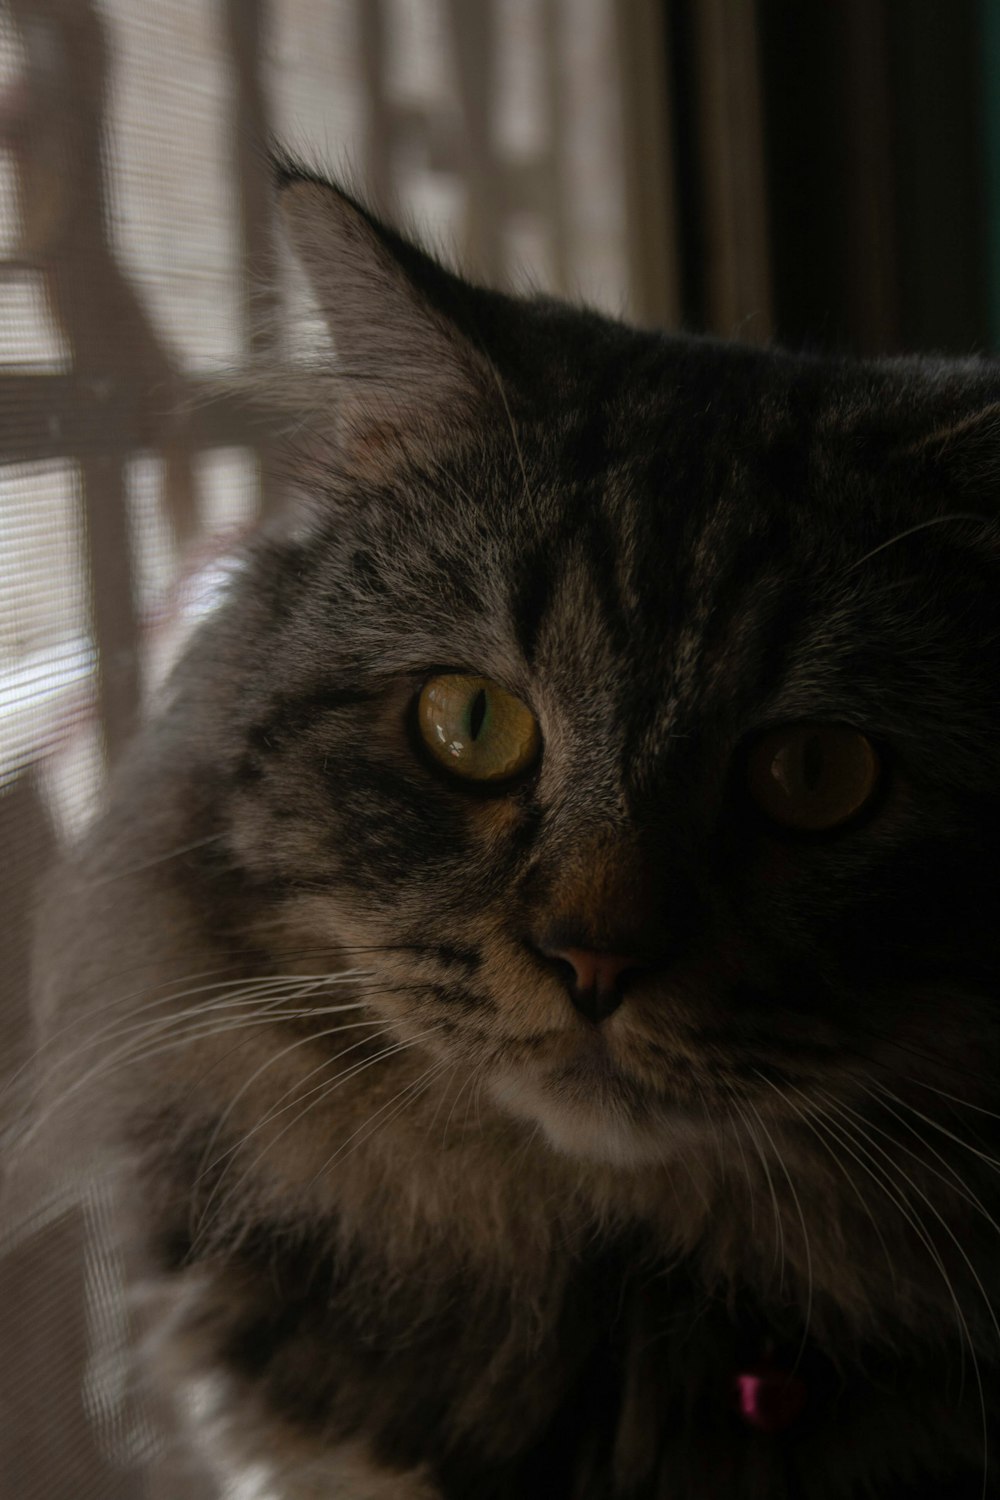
[136,1088,992,1500]
[148,1186,991,1500]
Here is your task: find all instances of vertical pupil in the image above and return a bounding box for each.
[802,733,824,793]
[469,688,488,740]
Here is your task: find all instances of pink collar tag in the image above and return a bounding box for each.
[735,1366,807,1433]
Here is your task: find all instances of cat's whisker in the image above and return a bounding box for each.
[722,1101,758,1237]
[472,1070,488,1135]
[437,1059,482,1145]
[800,1098,972,1368]
[16,1000,380,1150]
[193,1021,400,1180]
[89,832,229,886]
[425,1060,463,1141]
[172,984,443,1123]
[10,1014,283,1152]
[854,1079,1000,1181]
[812,1096,990,1497]
[1,967,294,1103]
[209,1040,446,1233]
[304,1062,455,1203]
[31,948,360,1025]
[306,1053,452,1190]
[462,1060,487,1139]
[729,1097,786,1289]
[23,972,375,1088]
[846,512,990,573]
[892,1077,1000,1136]
[192,1027,445,1247]
[846,1081,1000,1246]
[169,1008,377,1136]
[4,967,377,1106]
[744,1093,813,1364]
[190,1038,425,1249]
[818,1087,1000,1338]
[12,992,366,1134]
[26,941,439,1035]
[755,1077,898,1292]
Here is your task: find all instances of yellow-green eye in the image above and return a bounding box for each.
[416,674,540,784]
[747,724,881,831]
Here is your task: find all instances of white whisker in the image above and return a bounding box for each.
[812,1092,989,1496]
[846,512,989,572]
[852,1081,1000,1245]
[730,1096,785,1287]
[761,1078,897,1291]
[308,1053,451,1188]
[7,968,375,1107]
[193,1028,444,1244]
[194,1022,397,1179]
[745,1092,813,1360]
[17,1000,372,1149]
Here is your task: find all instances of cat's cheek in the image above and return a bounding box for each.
[469,794,532,847]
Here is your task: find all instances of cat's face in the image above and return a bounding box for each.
[184,177,1000,1169]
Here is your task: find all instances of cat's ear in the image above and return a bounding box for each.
[276,160,491,470]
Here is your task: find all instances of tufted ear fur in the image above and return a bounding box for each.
[276,162,492,472]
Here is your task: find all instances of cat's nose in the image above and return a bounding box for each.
[536,943,642,1023]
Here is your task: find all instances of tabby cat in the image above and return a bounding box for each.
[36,160,1000,1498]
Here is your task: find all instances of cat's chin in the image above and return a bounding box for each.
[488,1070,701,1168]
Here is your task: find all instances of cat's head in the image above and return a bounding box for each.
[167,165,1000,1170]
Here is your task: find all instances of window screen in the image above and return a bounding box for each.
[0,3,664,1493]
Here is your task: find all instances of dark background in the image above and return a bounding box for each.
[664,0,998,355]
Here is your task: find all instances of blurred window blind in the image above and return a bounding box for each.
[0,2,664,1495]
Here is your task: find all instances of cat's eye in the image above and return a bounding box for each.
[416,674,540,784]
[746,724,881,832]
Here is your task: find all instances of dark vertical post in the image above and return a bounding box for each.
[692,0,773,340]
[615,0,682,326]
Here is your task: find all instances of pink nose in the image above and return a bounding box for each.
[540,945,640,1022]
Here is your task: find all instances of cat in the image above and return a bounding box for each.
[32,156,1000,1499]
